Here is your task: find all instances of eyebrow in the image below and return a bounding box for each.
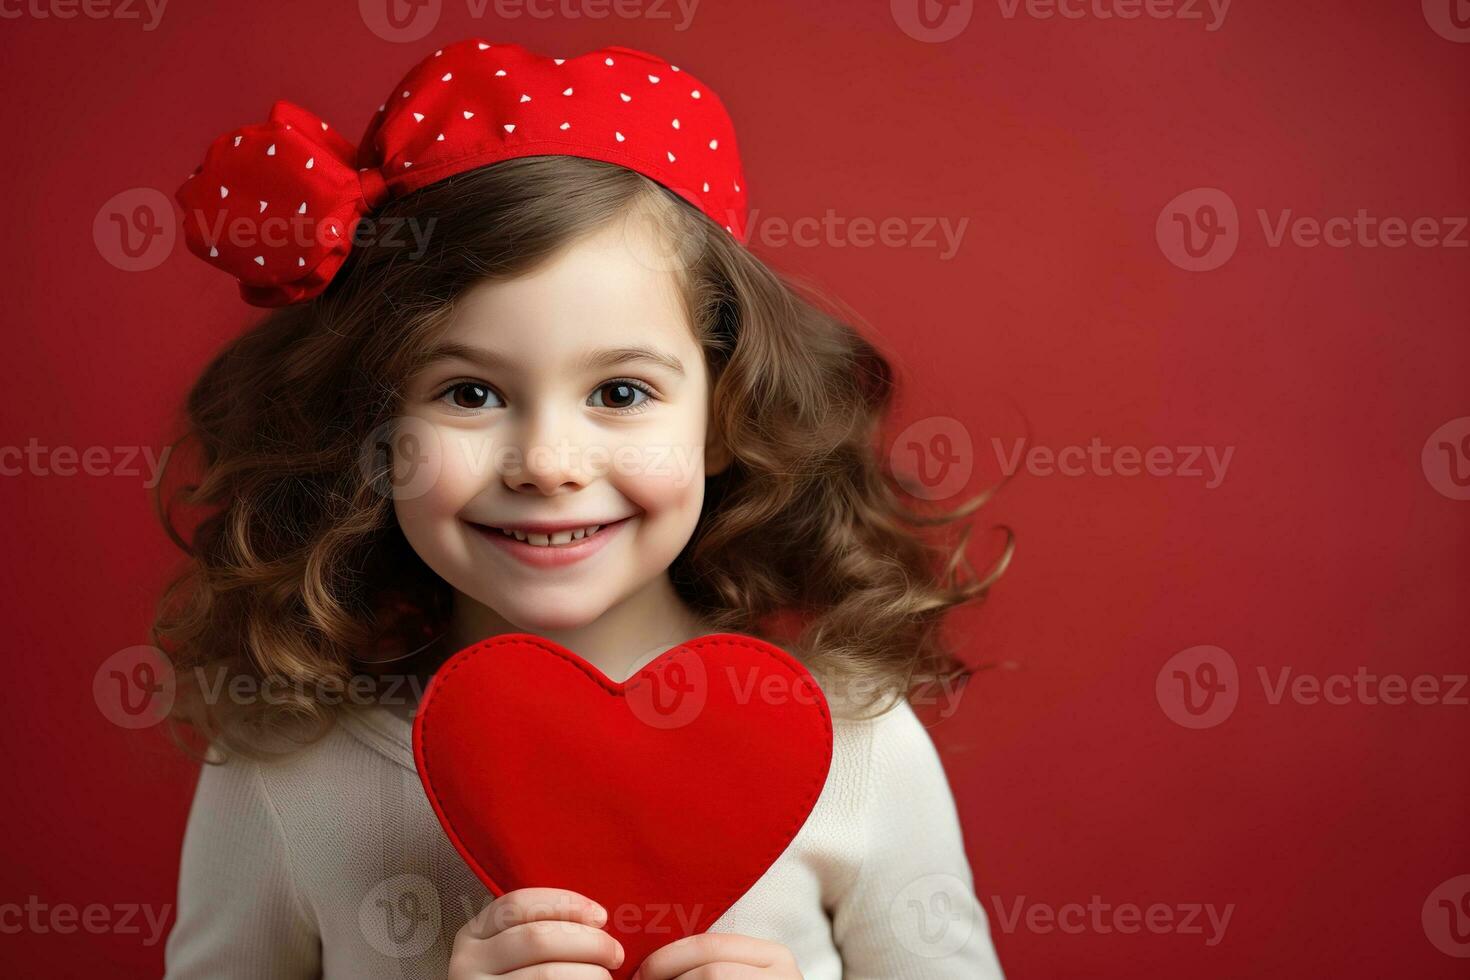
[421,342,686,378]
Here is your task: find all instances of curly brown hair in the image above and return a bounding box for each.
[153,155,1012,763]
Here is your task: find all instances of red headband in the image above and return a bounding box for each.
[175,39,749,307]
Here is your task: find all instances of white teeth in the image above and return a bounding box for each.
[497,524,603,546]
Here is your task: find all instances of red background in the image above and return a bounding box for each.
[2,1,1466,976]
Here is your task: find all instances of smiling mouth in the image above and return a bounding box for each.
[472,516,633,548]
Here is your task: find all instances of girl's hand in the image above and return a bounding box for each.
[631,933,803,979]
[448,886,625,979]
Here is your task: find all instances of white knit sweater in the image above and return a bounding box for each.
[161,691,1005,978]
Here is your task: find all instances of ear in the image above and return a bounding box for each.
[704,424,733,477]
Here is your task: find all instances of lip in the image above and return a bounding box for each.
[468,515,634,569]
[485,518,633,535]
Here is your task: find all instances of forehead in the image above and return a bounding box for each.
[439,215,697,361]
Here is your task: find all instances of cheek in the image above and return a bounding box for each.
[390,424,487,537]
[605,419,708,518]
[620,463,702,518]
[431,427,496,499]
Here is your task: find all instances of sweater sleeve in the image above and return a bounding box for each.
[829,700,1006,978]
[162,752,323,979]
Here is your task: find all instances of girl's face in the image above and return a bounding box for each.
[394,211,723,633]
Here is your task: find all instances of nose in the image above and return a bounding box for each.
[501,405,593,495]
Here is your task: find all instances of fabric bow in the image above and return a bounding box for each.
[175,100,389,307]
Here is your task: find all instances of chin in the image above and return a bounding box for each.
[482,593,608,634]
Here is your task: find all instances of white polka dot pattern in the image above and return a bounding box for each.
[176,39,749,307]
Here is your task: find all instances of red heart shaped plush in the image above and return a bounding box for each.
[412,632,833,976]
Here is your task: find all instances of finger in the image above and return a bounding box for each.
[632,933,791,979]
[500,966,614,980]
[670,968,763,980]
[474,918,624,976]
[467,887,609,941]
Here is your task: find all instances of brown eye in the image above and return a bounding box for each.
[447,382,495,409]
[590,380,652,411]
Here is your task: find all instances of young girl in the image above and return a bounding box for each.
[158,38,1008,979]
